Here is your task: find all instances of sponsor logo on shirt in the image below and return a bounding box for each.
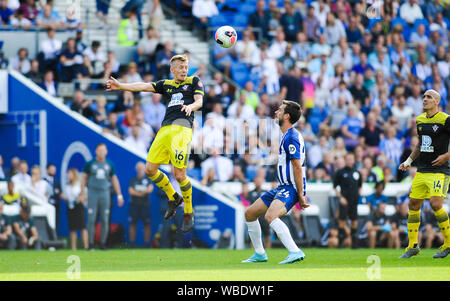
[168,93,184,107]
[420,135,434,152]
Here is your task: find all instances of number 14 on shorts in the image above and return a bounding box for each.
[434,180,442,191]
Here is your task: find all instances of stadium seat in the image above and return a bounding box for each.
[233,14,249,28]
[209,14,229,29]
[391,17,410,41]
[230,62,249,87]
[240,4,256,15]
[245,167,257,182]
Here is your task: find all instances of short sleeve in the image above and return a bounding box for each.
[152,80,165,94]
[108,160,115,176]
[284,134,301,161]
[83,161,91,174]
[193,77,204,96]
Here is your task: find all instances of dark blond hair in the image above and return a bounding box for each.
[170,54,188,66]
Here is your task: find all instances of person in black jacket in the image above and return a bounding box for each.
[333,152,362,248]
[44,163,61,235]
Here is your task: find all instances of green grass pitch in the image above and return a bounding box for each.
[0,248,448,281]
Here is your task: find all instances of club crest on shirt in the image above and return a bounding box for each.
[432,125,439,132]
[182,85,189,91]
[353,172,360,180]
[289,144,296,154]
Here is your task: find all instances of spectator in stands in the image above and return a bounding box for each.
[311,0,329,28]
[60,37,83,82]
[19,0,37,22]
[279,66,303,105]
[292,32,310,62]
[308,135,331,169]
[83,41,106,68]
[80,143,124,250]
[330,38,352,71]
[62,4,83,31]
[412,51,432,82]
[391,94,413,130]
[61,168,88,250]
[70,90,95,120]
[137,26,160,73]
[40,28,62,74]
[341,105,363,150]
[0,202,15,250]
[390,201,409,249]
[359,112,382,153]
[9,48,31,75]
[128,161,153,248]
[345,15,363,44]
[125,126,147,153]
[142,93,165,132]
[11,160,31,190]
[10,8,32,29]
[13,200,41,250]
[379,127,403,175]
[399,0,424,27]
[409,24,429,45]
[94,95,108,125]
[320,95,345,136]
[117,9,138,46]
[235,30,259,67]
[39,70,57,97]
[0,0,14,25]
[365,181,389,212]
[43,163,61,234]
[302,5,319,42]
[278,42,296,74]
[192,0,219,37]
[103,112,125,139]
[201,148,233,182]
[247,0,270,40]
[268,28,291,60]
[280,0,303,43]
[155,40,175,79]
[227,93,255,120]
[25,59,41,84]
[324,12,346,46]
[36,3,61,28]
[366,202,394,248]
[96,0,111,29]
[255,48,280,96]
[30,165,50,199]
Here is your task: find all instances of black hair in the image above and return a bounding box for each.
[282,100,302,124]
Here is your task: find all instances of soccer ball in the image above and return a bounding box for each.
[215,26,238,48]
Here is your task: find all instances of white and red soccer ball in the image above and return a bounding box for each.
[215,26,238,48]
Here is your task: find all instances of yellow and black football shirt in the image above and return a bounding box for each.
[152,76,204,128]
[415,111,450,175]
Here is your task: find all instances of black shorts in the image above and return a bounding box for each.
[67,203,86,231]
[129,204,151,224]
[338,198,358,221]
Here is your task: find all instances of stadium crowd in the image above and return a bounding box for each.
[0,0,449,249]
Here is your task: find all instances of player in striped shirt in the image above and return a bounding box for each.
[242,100,309,264]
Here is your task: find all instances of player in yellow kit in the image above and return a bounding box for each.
[398,89,450,258]
[106,54,203,232]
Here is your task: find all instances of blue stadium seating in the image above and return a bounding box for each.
[187,168,202,181]
[209,14,229,29]
[390,17,410,41]
[413,18,430,35]
[230,62,249,87]
[239,4,256,15]
[233,14,249,28]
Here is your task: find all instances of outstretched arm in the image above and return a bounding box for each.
[106,76,156,93]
